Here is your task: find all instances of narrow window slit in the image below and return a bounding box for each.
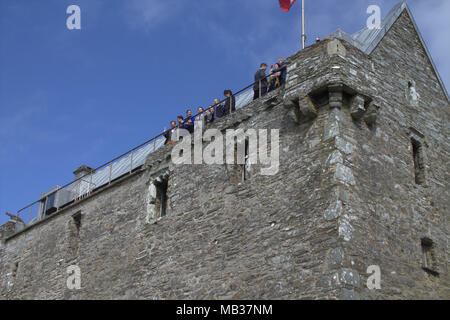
[421,238,439,276]
[411,138,425,185]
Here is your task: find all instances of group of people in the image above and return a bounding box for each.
[164,90,236,145]
[163,57,287,145]
[253,57,287,100]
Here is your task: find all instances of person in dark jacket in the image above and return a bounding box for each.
[268,63,281,92]
[185,109,194,133]
[214,98,225,119]
[205,105,215,124]
[164,121,178,145]
[223,90,236,116]
[253,63,268,100]
[271,58,287,85]
[177,115,185,128]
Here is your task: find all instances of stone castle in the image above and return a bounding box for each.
[1,1,448,299]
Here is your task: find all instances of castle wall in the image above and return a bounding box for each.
[1,41,345,299]
[301,12,449,299]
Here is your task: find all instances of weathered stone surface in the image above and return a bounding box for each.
[340,288,360,300]
[328,248,345,269]
[327,39,347,57]
[329,84,344,109]
[364,101,379,127]
[324,200,343,221]
[350,95,366,120]
[298,96,318,119]
[335,164,356,186]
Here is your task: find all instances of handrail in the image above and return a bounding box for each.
[14,64,287,224]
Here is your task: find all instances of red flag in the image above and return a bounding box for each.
[279,0,297,12]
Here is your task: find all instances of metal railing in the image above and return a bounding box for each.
[14,66,286,227]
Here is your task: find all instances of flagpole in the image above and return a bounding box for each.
[301,0,306,49]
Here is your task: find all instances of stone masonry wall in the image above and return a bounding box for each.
[283,11,449,299]
[0,40,345,299]
[335,11,449,299]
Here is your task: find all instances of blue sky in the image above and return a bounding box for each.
[0,0,449,225]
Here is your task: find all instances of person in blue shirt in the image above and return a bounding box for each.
[185,109,194,133]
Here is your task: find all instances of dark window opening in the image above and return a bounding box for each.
[155,179,168,218]
[67,211,82,260]
[73,212,81,234]
[411,138,426,185]
[243,138,250,182]
[421,238,439,276]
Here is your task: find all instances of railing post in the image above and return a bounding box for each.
[28,206,32,224]
[259,80,261,99]
[130,151,134,174]
[89,171,93,194]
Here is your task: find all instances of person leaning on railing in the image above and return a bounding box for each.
[164,121,178,145]
[268,63,281,92]
[205,105,215,124]
[270,57,287,86]
[194,107,205,127]
[253,63,268,100]
[214,98,225,119]
[185,109,195,133]
[223,90,236,116]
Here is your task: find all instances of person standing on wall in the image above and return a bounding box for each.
[268,63,281,92]
[253,63,268,100]
[164,121,178,145]
[213,98,224,119]
[205,105,215,124]
[270,57,287,86]
[185,109,195,133]
[223,90,236,116]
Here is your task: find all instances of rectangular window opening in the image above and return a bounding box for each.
[72,212,82,234]
[421,238,439,276]
[155,179,168,218]
[243,138,250,182]
[67,211,82,260]
[411,138,426,185]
